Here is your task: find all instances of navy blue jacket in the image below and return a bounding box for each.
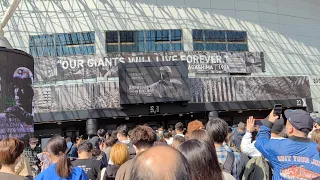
[255,121,320,180]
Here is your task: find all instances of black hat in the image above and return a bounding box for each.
[263,116,284,134]
[284,109,313,134]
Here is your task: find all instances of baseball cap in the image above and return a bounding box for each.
[263,116,284,134]
[284,109,313,134]
[314,117,320,126]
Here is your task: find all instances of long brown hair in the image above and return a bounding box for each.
[46,135,72,178]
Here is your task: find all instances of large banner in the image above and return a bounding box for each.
[0,49,34,140]
[34,51,264,82]
[119,61,190,104]
[34,76,310,113]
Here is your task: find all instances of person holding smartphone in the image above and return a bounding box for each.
[255,109,320,179]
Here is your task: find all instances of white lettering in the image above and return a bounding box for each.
[61,61,69,69]
[186,55,193,63]
[199,55,205,63]
[87,59,94,67]
[216,55,222,63]
[78,60,84,68]
[180,55,186,61]
[172,55,178,61]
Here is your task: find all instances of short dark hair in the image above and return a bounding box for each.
[206,118,228,144]
[104,137,117,147]
[97,129,106,137]
[0,138,24,165]
[77,140,93,153]
[111,131,118,139]
[163,131,171,139]
[178,139,223,180]
[117,124,129,137]
[175,122,184,132]
[130,125,156,149]
[173,136,185,144]
[172,136,185,149]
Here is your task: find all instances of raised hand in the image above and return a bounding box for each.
[246,116,255,133]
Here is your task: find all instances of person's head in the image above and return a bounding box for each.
[314,117,320,130]
[187,129,210,143]
[77,140,93,158]
[159,66,172,81]
[186,120,204,138]
[110,143,130,166]
[266,117,284,138]
[101,136,117,150]
[284,109,313,138]
[65,137,71,143]
[130,146,191,180]
[128,130,133,139]
[0,138,25,168]
[172,136,185,149]
[175,122,184,133]
[237,122,246,133]
[97,129,106,138]
[178,139,223,180]
[312,129,320,144]
[75,136,83,147]
[130,125,157,154]
[29,138,38,149]
[163,130,172,140]
[117,125,129,141]
[206,118,228,145]
[12,67,34,113]
[111,131,118,139]
[46,135,72,178]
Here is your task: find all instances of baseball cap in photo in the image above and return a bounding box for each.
[284,109,313,133]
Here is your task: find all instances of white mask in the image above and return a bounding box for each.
[30,144,37,149]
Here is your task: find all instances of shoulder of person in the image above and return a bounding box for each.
[222,172,236,180]
[118,159,133,171]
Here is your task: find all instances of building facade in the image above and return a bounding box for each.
[1,0,319,136]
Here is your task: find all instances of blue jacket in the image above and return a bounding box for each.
[36,163,88,180]
[255,121,320,180]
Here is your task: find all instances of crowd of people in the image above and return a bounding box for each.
[1,109,320,179]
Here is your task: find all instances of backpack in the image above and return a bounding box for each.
[242,156,273,180]
[222,151,235,174]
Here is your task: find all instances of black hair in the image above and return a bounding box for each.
[175,122,184,132]
[77,140,93,153]
[173,136,185,144]
[46,135,72,178]
[111,131,118,139]
[163,131,172,139]
[178,139,223,180]
[97,129,106,137]
[206,118,228,144]
[117,124,129,137]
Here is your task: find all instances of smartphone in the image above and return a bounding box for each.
[274,104,282,117]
